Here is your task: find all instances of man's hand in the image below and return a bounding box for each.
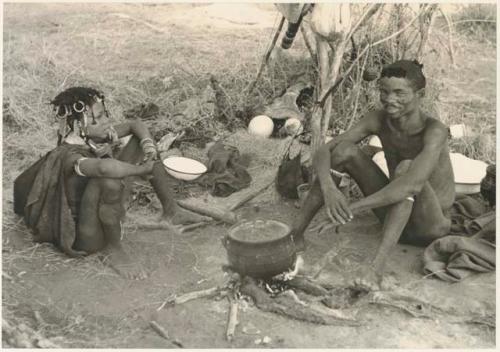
[323,186,353,225]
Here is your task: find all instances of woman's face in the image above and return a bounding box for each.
[90,100,106,122]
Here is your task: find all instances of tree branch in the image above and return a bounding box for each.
[317,4,429,106]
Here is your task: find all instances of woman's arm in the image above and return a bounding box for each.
[78,158,154,178]
[86,120,153,142]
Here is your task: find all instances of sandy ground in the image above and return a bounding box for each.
[2,3,496,348]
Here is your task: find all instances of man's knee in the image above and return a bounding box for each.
[405,218,450,246]
[331,141,361,165]
[98,178,124,204]
[425,218,451,238]
[394,159,413,178]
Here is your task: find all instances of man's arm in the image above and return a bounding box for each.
[314,111,382,195]
[350,121,448,213]
[313,111,382,223]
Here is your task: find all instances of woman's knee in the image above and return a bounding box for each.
[98,178,124,204]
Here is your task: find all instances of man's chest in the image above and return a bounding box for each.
[378,129,424,161]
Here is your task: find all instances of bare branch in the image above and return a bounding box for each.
[347,4,384,41]
[317,4,428,106]
[439,5,456,65]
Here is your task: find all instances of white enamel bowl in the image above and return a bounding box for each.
[162,156,207,181]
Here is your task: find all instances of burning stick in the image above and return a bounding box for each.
[226,296,239,341]
[167,286,221,306]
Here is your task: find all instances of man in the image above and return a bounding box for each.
[14,87,206,279]
[290,60,455,290]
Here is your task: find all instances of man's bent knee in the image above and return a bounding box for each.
[394,159,413,178]
[331,141,362,166]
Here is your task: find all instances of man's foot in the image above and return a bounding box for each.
[163,207,210,226]
[348,265,381,292]
[101,246,147,280]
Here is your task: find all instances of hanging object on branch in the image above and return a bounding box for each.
[362,68,379,82]
[310,3,351,41]
[275,4,312,50]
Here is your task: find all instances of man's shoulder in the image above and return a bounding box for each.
[424,116,448,136]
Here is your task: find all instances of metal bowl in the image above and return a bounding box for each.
[162,156,207,181]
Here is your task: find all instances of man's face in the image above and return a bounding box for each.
[378,76,421,119]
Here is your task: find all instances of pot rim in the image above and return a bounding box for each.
[227,219,292,246]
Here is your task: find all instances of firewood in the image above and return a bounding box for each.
[177,200,237,224]
[240,277,359,326]
[167,286,221,305]
[226,296,239,341]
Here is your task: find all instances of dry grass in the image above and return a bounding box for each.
[2,3,496,348]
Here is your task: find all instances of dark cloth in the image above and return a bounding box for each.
[423,195,496,282]
[423,236,495,282]
[14,144,93,257]
[449,194,492,236]
[196,141,251,197]
[276,152,308,200]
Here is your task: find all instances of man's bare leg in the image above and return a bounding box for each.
[290,141,390,251]
[352,160,451,290]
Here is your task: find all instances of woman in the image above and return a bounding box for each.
[14,86,206,279]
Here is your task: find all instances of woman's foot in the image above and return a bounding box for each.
[163,207,210,226]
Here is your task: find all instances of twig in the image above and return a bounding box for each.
[346,4,384,41]
[168,286,220,305]
[447,19,496,26]
[439,5,456,65]
[226,295,239,341]
[229,178,275,211]
[300,23,318,69]
[245,16,286,96]
[317,5,427,107]
[179,221,214,233]
[346,50,368,130]
[149,320,183,347]
[3,271,14,281]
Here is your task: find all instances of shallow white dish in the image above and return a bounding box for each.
[372,152,487,194]
[162,156,207,181]
[451,153,488,194]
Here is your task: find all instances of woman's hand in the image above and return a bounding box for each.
[323,185,353,225]
[140,138,158,162]
[93,143,114,158]
[87,124,119,143]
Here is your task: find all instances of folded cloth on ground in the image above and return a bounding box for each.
[423,195,495,282]
[449,194,491,236]
[196,141,251,197]
[423,236,495,282]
